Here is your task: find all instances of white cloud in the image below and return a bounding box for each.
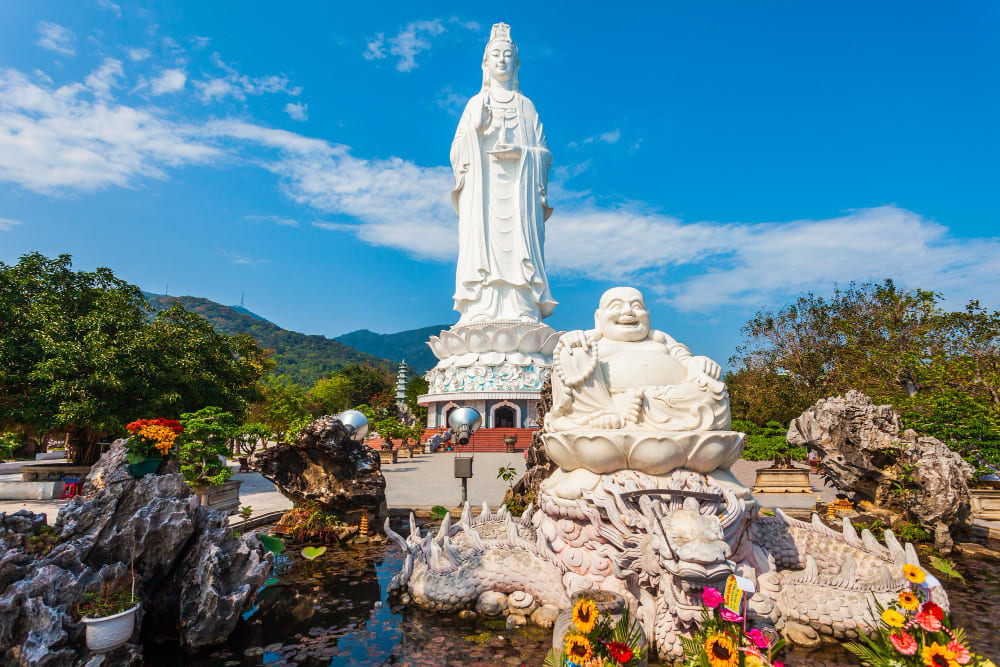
[364,20,447,72]
[569,128,622,148]
[363,34,386,61]
[150,68,186,95]
[194,53,301,103]
[244,214,298,227]
[222,250,270,267]
[84,58,124,99]
[36,22,75,56]
[0,217,21,231]
[128,47,150,62]
[284,101,308,121]
[96,0,121,17]
[0,68,220,193]
[191,36,211,50]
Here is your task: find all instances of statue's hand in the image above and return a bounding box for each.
[559,330,589,351]
[689,356,721,380]
[488,144,522,161]
[476,103,492,134]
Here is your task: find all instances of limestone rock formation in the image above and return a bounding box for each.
[509,378,556,505]
[788,390,975,550]
[0,441,270,665]
[251,415,387,524]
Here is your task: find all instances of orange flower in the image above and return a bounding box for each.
[898,589,920,611]
[903,564,926,585]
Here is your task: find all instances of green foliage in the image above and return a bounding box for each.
[145,294,393,387]
[76,579,138,619]
[308,374,353,415]
[497,464,517,489]
[177,406,236,487]
[0,253,268,464]
[258,534,285,555]
[248,374,313,442]
[374,416,408,444]
[894,521,931,543]
[430,505,448,520]
[928,555,965,582]
[405,375,429,423]
[732,419,806,465]
[729,279,1000,464]
[334,325,448,375]
[301,546,327,560]
[0,432,22,460]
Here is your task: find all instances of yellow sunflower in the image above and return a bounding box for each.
[921,642,958,667]
[744,655,767,667]
[898,589,921,611]
[571,597,598,633]
[704,633,739,667]
[882,609,906,628]
[903,564,926,585]
[564,633,593,663]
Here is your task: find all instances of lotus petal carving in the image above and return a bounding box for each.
[518,330,542,353]
[441,330,468,356]
[542,430,744,476]
[466,329,491,353]
[428,336,449,359]
[540,332,561,356]
[428,323,562,360]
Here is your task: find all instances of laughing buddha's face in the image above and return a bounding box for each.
[595,287,650,342]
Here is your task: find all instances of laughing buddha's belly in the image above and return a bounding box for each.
[599,349,689,393]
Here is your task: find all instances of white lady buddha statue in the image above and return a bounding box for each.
[450,22,557,325]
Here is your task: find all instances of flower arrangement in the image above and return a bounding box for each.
[124,418,183,463]
[845,564,994,667]
[681,585,786,667]
[545,595,647,666]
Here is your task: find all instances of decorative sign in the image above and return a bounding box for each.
[724,575,746,614]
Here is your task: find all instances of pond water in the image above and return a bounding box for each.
[146,533,1000,666]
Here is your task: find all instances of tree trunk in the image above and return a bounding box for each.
[67,425,101,465]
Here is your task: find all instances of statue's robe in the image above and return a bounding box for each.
[546,331,731,432]
[450,90,556,323]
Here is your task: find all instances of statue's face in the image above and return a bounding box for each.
[485,40,515,83]
[595,287,650,342]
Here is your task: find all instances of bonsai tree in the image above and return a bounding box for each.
[374,417,407,449]
[177,406,238,487]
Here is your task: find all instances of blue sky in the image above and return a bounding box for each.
[1,1,997,367]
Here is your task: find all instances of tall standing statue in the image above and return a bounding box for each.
[451,22,556,324]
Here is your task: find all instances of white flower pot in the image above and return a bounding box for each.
[82,604,138,652]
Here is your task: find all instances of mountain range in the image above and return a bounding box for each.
[144,293,441,386]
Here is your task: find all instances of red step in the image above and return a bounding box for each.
[365,427,538,453]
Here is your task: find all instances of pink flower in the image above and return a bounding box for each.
[915,609,942,632]
[747,628,771,649]
[772,662,784,667]
[890,630,917,656]
[948,640,972,665]
[720,609,743,623]
[702,586,724,608]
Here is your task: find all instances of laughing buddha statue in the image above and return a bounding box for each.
[542,287,744,477]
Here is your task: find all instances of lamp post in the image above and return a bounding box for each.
[449,407,482,506]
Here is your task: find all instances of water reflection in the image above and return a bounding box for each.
[146,536,1000,666]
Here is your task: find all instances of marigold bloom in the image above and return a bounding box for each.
[890,630,918,656]
[571,598,598,633]
[881,608,906,628]
[903,564,926,584]
[898,589,920,611]
[703,633,738,667]
[702,586,724,608]
[921,642,958,667]
[564,634,593,663]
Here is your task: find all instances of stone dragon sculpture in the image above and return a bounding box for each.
[386,469,949,659]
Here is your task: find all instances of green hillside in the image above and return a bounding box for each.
[144,293,393,387]
[335,324,447,374]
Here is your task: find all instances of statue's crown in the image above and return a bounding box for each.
[488,22,513,45]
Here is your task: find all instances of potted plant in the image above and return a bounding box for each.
[77,575,140,653]
[177,407,241,514]
[123,418,183,477]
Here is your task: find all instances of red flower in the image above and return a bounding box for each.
[890,630,918,656]
[921,601,945,621]
[947,640,971,665]
[602,640,633,663]
[915,609,943,632]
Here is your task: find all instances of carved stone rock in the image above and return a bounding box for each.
[788,390,974,550]
[251,415,387,524]
[0,442,270,665]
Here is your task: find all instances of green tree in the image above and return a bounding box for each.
[0,253,269,464]
[177,406,237,487]
[247,374,313,442]
[308,373,353,416]
[339,363,392,408]
[405,375,429,424]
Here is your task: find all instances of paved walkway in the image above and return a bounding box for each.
[0,452,837,525]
